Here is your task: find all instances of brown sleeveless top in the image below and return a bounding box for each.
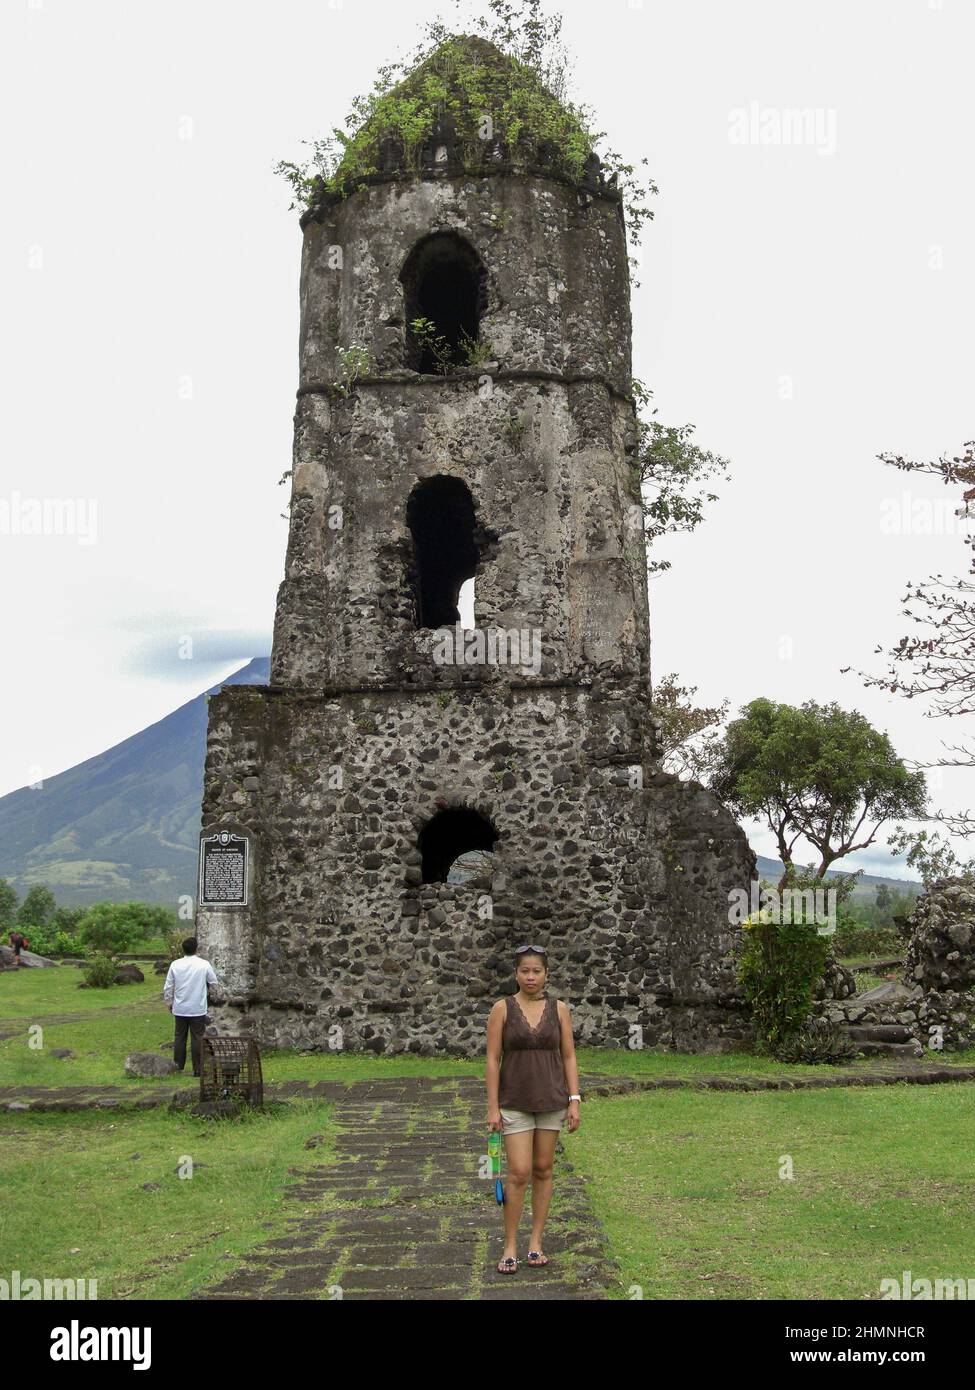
[498,994,570,1112]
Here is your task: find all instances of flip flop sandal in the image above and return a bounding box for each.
[526,1250,549,1267]
[497,1256,518,1275]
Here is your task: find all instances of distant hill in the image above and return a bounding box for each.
[0,658,269,907]
[754,856,920,901]
[0,659,922,909]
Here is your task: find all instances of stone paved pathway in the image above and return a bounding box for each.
[193,1077,616,1302]
[3,1058,975,1113]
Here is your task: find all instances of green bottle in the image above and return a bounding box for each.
[488,1130,505,1204]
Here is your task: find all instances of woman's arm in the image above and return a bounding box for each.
[558,1001,581,1131]
[485,1000,504,1125]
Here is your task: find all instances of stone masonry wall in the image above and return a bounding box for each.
[198,681,755,1054]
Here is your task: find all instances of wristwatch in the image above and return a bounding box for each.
[568,1094,582,1103]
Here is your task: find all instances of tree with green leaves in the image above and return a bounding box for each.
[78,901,177,956]
[632,380,731,575]
[650,673,729,779]
[17,884,56,930]
[709,699,928,889]
[0,879,18,931]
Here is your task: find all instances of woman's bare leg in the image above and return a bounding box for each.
[529,1128,559,1253]
[501,1130,533,1260]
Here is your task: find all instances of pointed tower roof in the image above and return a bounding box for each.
[312,34,612,211]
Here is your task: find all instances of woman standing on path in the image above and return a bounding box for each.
[485,946,581,1274]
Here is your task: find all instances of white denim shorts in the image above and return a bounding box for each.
[500,1106,568,1135]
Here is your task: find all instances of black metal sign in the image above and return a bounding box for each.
[199,831,249,907]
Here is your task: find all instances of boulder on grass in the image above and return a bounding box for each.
[1,945,57,967]
[124,1052,177,1079]
[153,958,170,975]
[115,963,145,984]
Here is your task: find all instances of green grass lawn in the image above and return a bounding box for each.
[851,970,887,993]
[0,1101,336,1299]
[3,968,974,1301]
[2,966,974,1090]
[840,954,903,970]
[569,1084,975,1299]
[0,964,164,1017]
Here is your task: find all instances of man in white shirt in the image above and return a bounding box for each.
[163,938,219,1077]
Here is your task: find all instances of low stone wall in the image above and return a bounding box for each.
[815,879,975,1052]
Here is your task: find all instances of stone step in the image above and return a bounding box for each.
[845,1038,924,1059]
[844,1024,913,1043]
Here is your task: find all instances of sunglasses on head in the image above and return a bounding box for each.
[515,944,547,956]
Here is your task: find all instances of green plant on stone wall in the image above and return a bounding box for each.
[333,345,375,397]
[409,317,455,374]
[273,3,656,254]
[458,328,494,366]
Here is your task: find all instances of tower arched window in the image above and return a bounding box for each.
[406,476,479,629]
[400,233,487,372]
[419,806,498,883]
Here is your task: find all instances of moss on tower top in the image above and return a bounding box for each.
[316,34,602,205]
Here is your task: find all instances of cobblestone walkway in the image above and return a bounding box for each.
[193,1076,616,1302]
[3,1058,975,1113]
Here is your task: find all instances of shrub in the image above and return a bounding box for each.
[833,920,902,959]
[82,951,119,989]
[78,902,177,955]
[737,911,832,1054]
[774,1019,862,1065]
[13,923,84,958]
[164,928,186,963]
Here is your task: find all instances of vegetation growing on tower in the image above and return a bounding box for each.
[274,0,656,251]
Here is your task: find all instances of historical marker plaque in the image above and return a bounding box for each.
[199,831,249,907]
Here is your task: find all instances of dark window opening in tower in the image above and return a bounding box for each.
[419,806,498,884]
[406,476,480,628]
[400,233,486,372]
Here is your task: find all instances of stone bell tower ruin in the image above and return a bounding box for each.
[196,36,755,1054]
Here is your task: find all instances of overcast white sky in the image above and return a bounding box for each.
[2,0,973,877]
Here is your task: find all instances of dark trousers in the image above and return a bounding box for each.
[173,1014,206,1075]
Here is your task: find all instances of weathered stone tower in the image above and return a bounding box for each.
[197,36,755,1054]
